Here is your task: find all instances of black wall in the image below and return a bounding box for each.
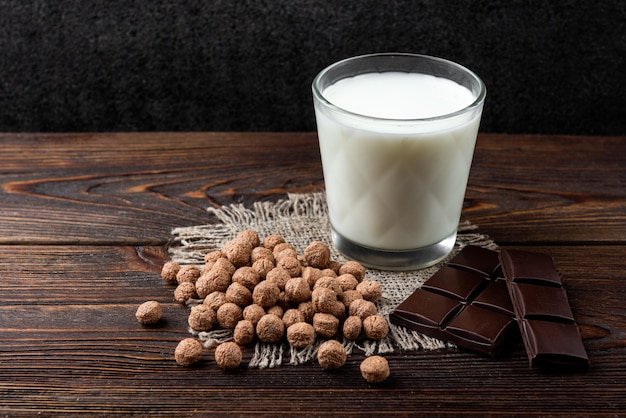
[1,0,624,134]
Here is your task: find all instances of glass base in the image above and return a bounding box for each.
[331,228,457,271]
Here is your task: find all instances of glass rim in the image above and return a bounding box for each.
[312,52,487,123]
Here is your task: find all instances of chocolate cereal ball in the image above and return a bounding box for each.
[349,299,378,320]
[203,250,224,264]
[242,303,266,326]
[285,277,312,305]
[262,234,285,251]
[223,240,252,267]
[311,287,338,314]
[303,241,331,268]
[339,261,366,282]
[188,304,216,332]
[313,312,339,338]
[298,301,315,323]
[212,257,236,275]
[341,289,363,309]
[274,247,298,264]
[252,258,275,278]
[302,266,324,288]
[287,322,316,349]
[252,280,281,308]
[215,341,243,370]
[194,276,214,299]
[272,242,296,257]
[265,267,290,291]
[266,305,284,318]
[360,356,390,383]
[327,260,343,274]
[256,314,285,343]
[161,261,181,284]
[329,300,347,320]
[203,291,227,311]
[343,315,363,340]
[216,302,243,329]
[363,315,389,340]
[232,266,261,291]
[356,280,383,303]
[276,291,291,310]
[319,268,337,278]
[282,308,305,329]
[317,339,347,370]
[176,265,201,284]
[233,320,256,346]
[225,282,253,307]
[201,262,214,275]
[235,229,261,248]
[175,338,203,366]
[277,256,301,277]
[336,274,359,292]
[251,246,275,264]
[205,267,232,293]
[314,276,343,296]
[135,300,162,325]
[174,282,197,304]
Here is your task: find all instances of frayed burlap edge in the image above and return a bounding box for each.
[169,192,497,369]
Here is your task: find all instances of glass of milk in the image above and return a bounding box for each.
[312,53,486,270]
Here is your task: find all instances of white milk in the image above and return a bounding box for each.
[315,72,481,250]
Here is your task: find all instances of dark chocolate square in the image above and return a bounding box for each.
[446,305,517,349]
[421,266,486,301]
[390,246,517,356]
[522,320,590,370]
[500,249,561,286]
[447,245,501,276]
[509,282,574,322]
[473,279,515,316]
[392,287,462,329]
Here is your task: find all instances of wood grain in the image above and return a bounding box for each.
[467,134,626,245]
[1,133,624,246]
[0,132,324,245]
[1,133,625,416]
[0,242,624,415]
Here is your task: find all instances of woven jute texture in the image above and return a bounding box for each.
[169,192,497,368]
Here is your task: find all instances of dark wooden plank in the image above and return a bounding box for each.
[0,245,624,415]
[0,133,625,246]
[1,351,623,416]
[466,134,626,245]
[0,132,324,245]
[1,132,625,415]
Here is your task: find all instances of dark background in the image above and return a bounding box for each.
[0,0,624,134]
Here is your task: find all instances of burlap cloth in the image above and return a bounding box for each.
[169,192,497,368]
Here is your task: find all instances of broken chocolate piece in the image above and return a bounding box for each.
[390,246,517,356]
[500,249,590,371]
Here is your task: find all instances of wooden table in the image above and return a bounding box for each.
[1,132,624,416]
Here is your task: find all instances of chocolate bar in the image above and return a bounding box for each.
[390,246,518,356]
[500,249,590,371]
